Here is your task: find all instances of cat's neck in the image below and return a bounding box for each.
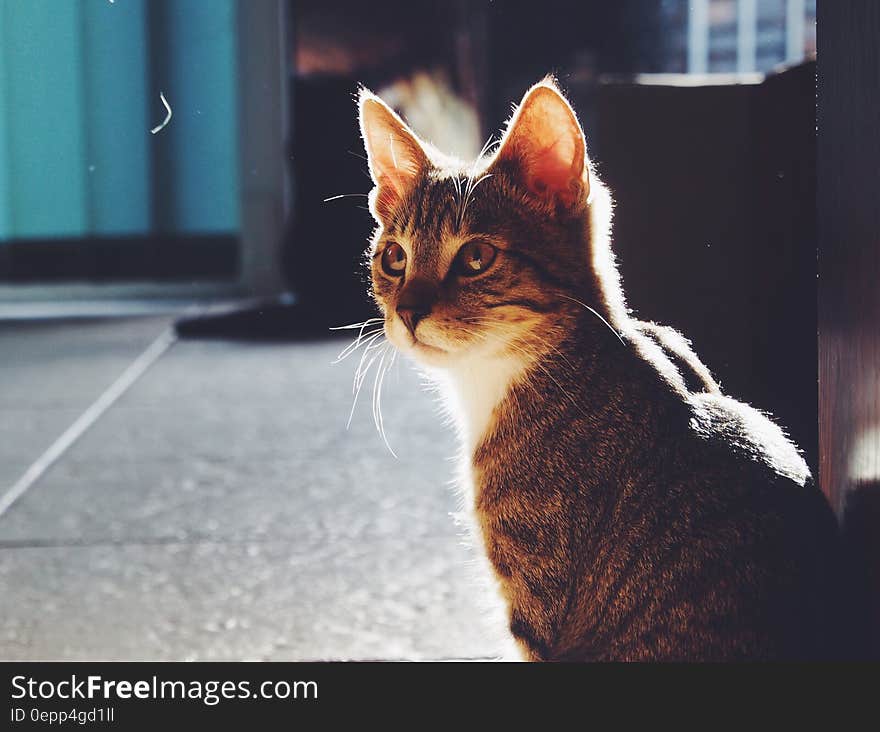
[440,349,532,455]
[439,310,658,457]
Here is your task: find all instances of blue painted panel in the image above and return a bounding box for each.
[0,0,240,242]
[156,0,240,233]
[1,1,88,238]
[82,0,151,235]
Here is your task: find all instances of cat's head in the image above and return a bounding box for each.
[358,78,615,369]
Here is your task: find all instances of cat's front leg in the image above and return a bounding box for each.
[481,523,577,662]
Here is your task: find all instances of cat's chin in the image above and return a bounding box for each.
[386,321,462,368]
[406,339,453,367]
[395,330,510,370]
[387,333,456,368]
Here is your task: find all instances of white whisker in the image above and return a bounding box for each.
[371,345,387,430]
[376,347,398,458]
[452,174,465,229]
[556,294,626,346]
[331,317,386,363]
[323,193,369,203]
[352,336,388,394]
[333,328,384,364]
[370,344,398,458]
[461,173,493,223]
[455,136,495,228]
[348,347,384,428]
[329,317,384,331]
[476,133,496,162]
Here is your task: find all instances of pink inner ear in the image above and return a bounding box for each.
[360,100,427,217]
[373,155,423,217]
[495,84,589,205]
[377,164,417,197]
[375,173,407,217]
[527,135,579,194]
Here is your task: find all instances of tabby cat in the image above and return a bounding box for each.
[356,78,842,660]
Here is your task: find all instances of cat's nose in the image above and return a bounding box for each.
[397,306,429,336]
[397,277,436,336]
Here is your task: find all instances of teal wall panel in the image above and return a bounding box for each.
[82,0,151,235]
[1,1,89,238]
[153,0,240,234]
[0,6,11,237]
[0,0,240,242]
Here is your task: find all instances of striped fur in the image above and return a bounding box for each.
[358,79,843,660]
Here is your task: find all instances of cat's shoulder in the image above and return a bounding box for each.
[633,320,720,395]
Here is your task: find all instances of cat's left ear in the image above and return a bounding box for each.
[358,89,430,220]
[491,79,589,208]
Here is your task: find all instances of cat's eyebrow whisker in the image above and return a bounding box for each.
[455,135,496,230]
[476,133,497,163]
[457,134,497,227]
[461,173,493,224]
[452,174,465,229]
[471,172,493,192]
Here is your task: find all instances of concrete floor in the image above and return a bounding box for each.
[0,316,508,660]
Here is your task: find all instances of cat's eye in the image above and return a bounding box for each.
[454,240,498,277]
[381,242,407,276]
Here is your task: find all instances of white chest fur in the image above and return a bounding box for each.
[441,352,527,456]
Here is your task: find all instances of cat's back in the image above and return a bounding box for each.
[609,323,813,496]
[667,392,841,658]
[587,350,842,660]
[616,335,836,593]
[481,324,842,660]
[673,386,832,554]
[684,389,810,488]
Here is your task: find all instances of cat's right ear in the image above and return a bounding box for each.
[358,89,429,220]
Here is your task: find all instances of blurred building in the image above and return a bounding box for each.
[659,0,817,74]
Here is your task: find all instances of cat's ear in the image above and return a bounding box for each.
[492,78,589,208]
[358,89,429,219]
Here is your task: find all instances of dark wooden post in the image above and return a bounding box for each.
[817,0,880,657]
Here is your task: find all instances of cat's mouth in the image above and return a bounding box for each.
[386,316,453,364]
[402,331,451,364]
[410,336,446,356]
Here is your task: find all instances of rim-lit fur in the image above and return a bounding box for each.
[357,80,844,661]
